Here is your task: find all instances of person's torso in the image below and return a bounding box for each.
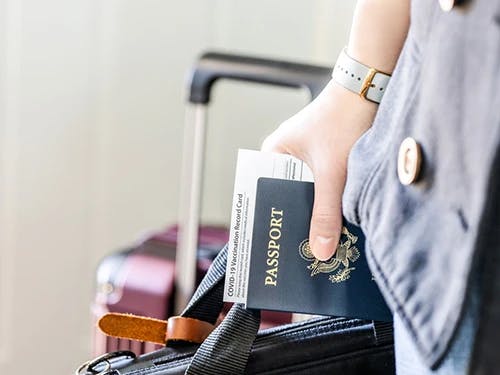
[342,0,500,367]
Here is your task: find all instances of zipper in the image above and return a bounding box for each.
[253,316,371,348]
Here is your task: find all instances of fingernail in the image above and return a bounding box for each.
[313,236,336,261]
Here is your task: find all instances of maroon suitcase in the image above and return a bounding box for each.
[91,225,231,356]
[91,51,331,356]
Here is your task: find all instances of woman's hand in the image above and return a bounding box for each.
[261,0,409,260]
[261,80,377,261]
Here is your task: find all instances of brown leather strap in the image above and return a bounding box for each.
[98,313,167,344]
[166,316,215,344]
[98,313,215,345]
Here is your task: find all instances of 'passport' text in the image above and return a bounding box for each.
[265,207,283,287]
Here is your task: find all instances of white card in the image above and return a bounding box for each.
[223,149,313,303]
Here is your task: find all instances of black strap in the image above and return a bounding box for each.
[179,244,261,374]
[186,304,260,375]
[181,244,228,324]
[373,320,394,345]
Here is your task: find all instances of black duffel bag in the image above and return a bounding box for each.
[76,245,395,374]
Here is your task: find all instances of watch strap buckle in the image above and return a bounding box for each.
[332,48,391,104]
[359,67,379,100]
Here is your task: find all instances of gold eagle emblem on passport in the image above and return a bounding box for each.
[299,227,360,283]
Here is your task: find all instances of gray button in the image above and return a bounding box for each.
[398,137,422,185]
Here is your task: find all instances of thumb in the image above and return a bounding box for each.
[309,166,345,261]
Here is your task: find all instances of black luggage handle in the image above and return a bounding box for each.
[187,51,332,104]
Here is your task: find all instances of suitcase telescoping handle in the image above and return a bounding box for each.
[188,51,332,104]
[175,51,332,313]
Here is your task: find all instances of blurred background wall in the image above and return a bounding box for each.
[0,0,355,373]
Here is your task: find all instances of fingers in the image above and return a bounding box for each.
[261,118,346,262]
[309,164,345,261]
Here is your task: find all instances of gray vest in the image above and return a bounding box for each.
[343,0,500,368]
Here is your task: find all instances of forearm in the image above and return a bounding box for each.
[318,0,411,136]
[347,0,410,74]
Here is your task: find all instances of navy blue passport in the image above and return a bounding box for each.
[246,177,392,321]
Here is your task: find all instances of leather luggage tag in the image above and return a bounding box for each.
[98,313,215,345]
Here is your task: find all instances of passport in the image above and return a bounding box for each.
[246,177,392,322]
[223,149,314,304]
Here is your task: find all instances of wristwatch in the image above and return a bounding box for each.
[332,48,391,104]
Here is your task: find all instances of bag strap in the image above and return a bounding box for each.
[98,314,216,345]
[186,304,260,375]
[181,244,261,374]
[181,244,229,323]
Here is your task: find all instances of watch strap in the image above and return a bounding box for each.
[332,49,391,104]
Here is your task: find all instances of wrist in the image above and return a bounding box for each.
[312,79,377,160]
[324,79,378,121]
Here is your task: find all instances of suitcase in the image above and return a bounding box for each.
[91,225,230,356]
[91,51,332,357]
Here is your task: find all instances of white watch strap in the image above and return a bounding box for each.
[332,49,391,104]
